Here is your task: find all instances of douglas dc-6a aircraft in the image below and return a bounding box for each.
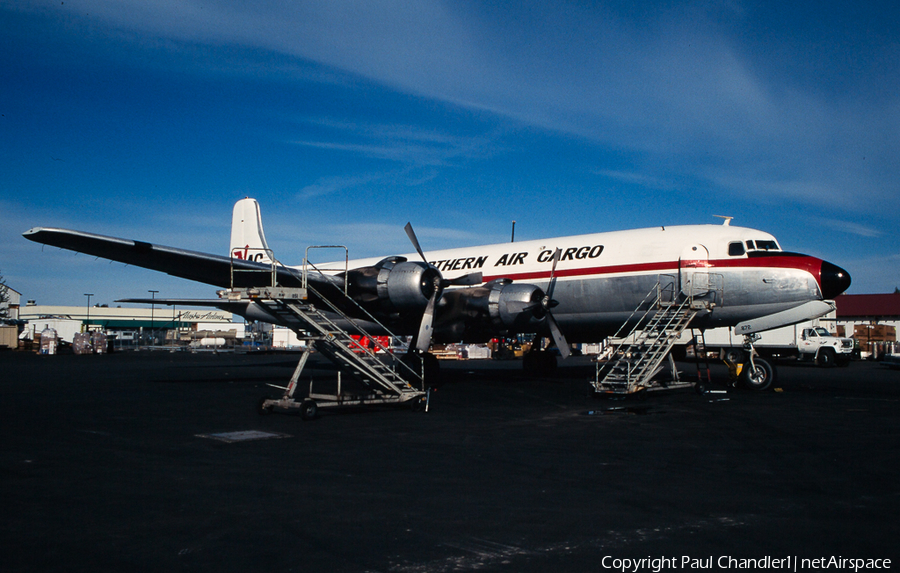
[24,198,850,388]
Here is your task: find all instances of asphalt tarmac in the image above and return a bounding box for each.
[1,350,898,573]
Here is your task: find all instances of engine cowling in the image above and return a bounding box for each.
[485,280,547,331]
[434,279,548,341]
[344,257,441,317]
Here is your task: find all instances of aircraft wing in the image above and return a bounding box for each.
[22,227,308,289]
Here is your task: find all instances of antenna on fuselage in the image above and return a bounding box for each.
[714,215,734,226]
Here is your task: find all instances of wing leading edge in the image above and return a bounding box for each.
[22,227,305,289]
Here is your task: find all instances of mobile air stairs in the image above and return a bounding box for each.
[592,275,721,397]
[225,247,427,420]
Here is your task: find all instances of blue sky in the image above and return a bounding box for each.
[2,0,898,306]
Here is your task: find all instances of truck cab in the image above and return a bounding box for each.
[798,327,853,366]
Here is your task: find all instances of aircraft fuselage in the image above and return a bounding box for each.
[308,224,849,342]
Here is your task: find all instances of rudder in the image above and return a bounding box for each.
[230,197,274,263]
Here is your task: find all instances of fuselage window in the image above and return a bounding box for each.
[728,242,745,256]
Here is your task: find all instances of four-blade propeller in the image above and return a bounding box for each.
[503,248,570,359]
[404,223,481,353]
[404,223,569,358]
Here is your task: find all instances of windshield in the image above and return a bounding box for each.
[745,239,781,252]
[813,327,831,337]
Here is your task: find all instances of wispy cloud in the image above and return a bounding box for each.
[12,1,898,211]
[594,170,680,191]
[816,219,883,238]
[296,172,386,200]
[290,119,503,167]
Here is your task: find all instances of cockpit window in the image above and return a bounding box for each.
[728,242,745,256]
[745,239,781,252]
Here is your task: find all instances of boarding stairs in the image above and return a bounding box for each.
[593,277,714,395]
[225,247,426,417]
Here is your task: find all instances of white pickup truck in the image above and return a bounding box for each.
[792,326,854,366]
[683,323,854,367]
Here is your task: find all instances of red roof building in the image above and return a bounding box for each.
[834,293,900,320]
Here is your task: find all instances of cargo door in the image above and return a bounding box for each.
[679,244,710,297]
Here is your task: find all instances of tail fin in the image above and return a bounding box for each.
[230,197,275,264]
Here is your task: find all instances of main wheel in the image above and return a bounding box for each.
[740,358,775,391]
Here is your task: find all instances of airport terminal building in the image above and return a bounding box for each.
[17,302,243,348]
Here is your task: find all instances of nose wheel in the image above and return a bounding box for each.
[723,348,775,391]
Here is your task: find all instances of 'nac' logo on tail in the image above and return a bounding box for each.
[232,245,267,262]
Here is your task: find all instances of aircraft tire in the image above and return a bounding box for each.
[300,399,318,421]
[817,348,836,368]
[740,358,775,391]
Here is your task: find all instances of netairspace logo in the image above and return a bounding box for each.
[600,556,892,572]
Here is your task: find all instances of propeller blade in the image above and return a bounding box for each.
[445,272,483,287]
[546,248,561,300]
[414,290,439,353]
[546,312,571,360]
[404,222,428,264]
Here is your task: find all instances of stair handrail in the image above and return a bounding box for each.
[305,284,423,385]
[303,246,349,296]
[229,246,280,289]
[609,282,664,343]
[300,276,423,385]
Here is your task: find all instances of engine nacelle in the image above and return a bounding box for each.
[344,257,441,316]
[434,279,547,341]
[485,280,547,331]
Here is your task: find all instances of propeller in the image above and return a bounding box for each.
[404,223,481,287]
[405,222,483,353]
[542,248,569,359]
[504,248,570,359]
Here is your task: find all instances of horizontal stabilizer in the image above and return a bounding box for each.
[116,297,254,315]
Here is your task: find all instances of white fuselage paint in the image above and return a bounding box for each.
[290,224,827,340]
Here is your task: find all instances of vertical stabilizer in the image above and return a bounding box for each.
[230,197,274,263]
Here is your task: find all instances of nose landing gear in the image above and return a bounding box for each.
[722,340,775,391]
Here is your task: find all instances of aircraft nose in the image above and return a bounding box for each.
[821,261,851,299]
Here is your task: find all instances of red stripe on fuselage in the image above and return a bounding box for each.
[480,255,823,287]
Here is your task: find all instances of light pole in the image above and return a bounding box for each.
[149,290,158,346]
[84,293,93,332]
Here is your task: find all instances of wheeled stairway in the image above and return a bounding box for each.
[225,250,427,417]
[593,279,712,396]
